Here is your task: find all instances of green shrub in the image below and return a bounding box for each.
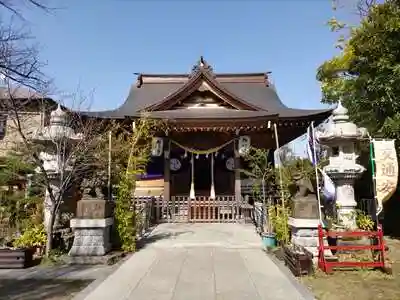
[269,204,291,244]
[114,175,137,252]
[356,210,374,231]
[13,223,47,249]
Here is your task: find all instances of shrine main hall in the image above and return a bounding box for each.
[86,57,331,222]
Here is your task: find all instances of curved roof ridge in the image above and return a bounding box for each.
[139,72,268,78]
[143,60,264,111]
[79,58,333,122]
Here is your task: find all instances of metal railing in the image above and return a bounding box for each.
[253,202,265,232]
[135,197,153,238]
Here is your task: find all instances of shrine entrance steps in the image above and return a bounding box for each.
[79,223,314,300]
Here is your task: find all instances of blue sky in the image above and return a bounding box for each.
[20,0,346,110]
[20,0,351,156]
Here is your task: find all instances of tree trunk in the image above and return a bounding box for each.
[44,206,56,257]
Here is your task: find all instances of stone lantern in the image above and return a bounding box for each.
[32,105,82,229]
[317,102,368,229]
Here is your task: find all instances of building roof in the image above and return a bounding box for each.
[0,86,58,111]
[82,57,333,122]
[0,86,43,99]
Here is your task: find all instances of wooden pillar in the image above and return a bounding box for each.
[234,139,241,221]
[157,138,171,220]
[164,139,171,203]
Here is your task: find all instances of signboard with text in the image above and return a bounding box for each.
[373,139,398,207]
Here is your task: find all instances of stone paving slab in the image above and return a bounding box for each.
[78,223,315,300]
[145,223,261,249]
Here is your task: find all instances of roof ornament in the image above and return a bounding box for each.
[264,72,271,87]
[135,73,143,88]
[199,56,206,67]
[190,56,215,78]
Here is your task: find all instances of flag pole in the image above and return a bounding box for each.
[311,122,323,224]
[369,137,381,221]
[274,122,290,244]
[273,123,284,208]
[108,130,112,201]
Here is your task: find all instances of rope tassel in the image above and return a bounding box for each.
[210,154,215,199]
[189,153,195,199]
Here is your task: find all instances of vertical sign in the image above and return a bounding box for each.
[373,139,398,208]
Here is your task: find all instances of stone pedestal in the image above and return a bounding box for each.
[291,193,319,219]
[289,195,321,260]
[77,199,113,219]
[289,218,333,264]
[289,218,320,258]
[289,190,333,263]
[69,218,113,256]
[335,181,358,228]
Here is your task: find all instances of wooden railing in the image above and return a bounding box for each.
[134,195,254,224]
[189,196,237,223]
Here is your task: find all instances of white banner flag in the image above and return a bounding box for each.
[318,168,335,202]
[373,139,398,208]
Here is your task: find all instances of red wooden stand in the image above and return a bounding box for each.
[317,225,386,274]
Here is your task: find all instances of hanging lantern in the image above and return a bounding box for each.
[196,154,200,159]
[184,151,187,158]
[238,135,251,156]
[151,137,163,157]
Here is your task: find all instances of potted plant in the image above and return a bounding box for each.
[261,196,277,249]
[13,223,47,256]
[242,148,278,248]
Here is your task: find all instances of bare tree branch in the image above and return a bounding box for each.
[356,0,378,17]
[0,0,52,20]
[1,82,121,254]
[0,26,48,90]
[0,0,52,92]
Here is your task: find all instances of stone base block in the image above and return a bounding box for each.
[289,217,333,263]
[63,251,126,265]
[69,218,113,257]
[69,244,111,256]
[292,235,318,248]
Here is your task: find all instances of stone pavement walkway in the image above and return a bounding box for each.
[78,223,314,300]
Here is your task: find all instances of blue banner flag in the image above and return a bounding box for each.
[307,122,318,166]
